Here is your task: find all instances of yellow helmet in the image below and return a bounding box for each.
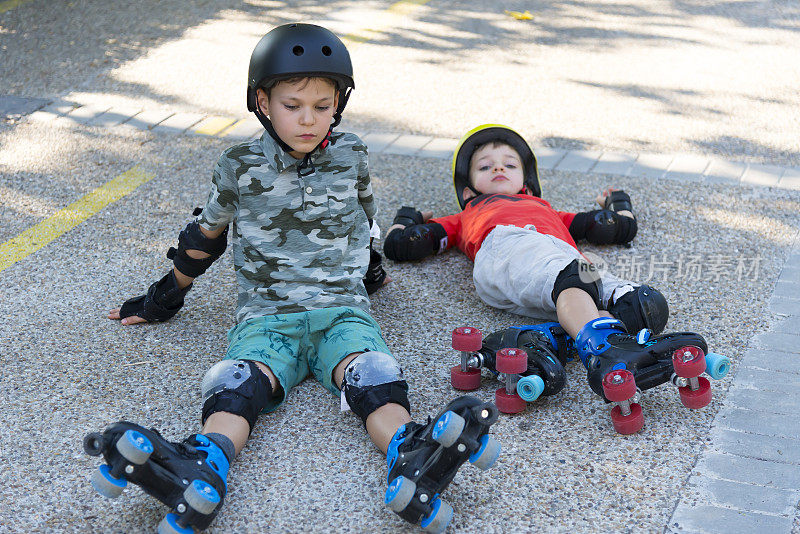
[451,124,540,210]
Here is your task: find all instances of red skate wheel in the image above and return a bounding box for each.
[495,348,527,374]
[672,346,706,378]
[602,369,637,402]
[610,403,644,434]
[495,388,527,414]
[450,365,482,391]
[679,376,712,409]
[452,327,482,352]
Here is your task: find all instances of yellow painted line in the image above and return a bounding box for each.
[0,165,154,273]
[387,0,432,17]
[0,0,33,14]
[194,116,237,136]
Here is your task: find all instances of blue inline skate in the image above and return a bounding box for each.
[83,422,230,533]
[385,396,500,533]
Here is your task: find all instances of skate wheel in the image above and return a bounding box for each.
[116,429,154,465]
[83,432,103,456]
[452,326,482,351]
[496,348,527,374]
[610,403,644,434]
[450,365,481,391]
[705,352,730,380]
[431,411,465,448]
[385,476,416,513]
[602,369,637,402]
[495,388,527,414]
[469,434,501,470]
[679,376,712,409]
[91,464,126,499]
[184,480,221,515]
[517,374,545,402]
[421,498,454,534]
[157,513,194,534]
[672,346,706,378]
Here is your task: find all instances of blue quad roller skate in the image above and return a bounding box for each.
[450,323,570,412]
[575,318,730,434]
[384,396,500,533]
[83,422,230,533]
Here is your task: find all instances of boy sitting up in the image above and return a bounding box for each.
[83,26,500,534]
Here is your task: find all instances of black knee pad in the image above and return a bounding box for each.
[200,360,273,433]
[608,284,669,334]
[551,259,602,307]
[341,352,411,425]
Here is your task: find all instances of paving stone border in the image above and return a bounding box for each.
[19,98,800,191]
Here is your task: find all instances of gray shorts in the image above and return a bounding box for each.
[472,225,631,318]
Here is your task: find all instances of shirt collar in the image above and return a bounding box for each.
[259,132,329,174]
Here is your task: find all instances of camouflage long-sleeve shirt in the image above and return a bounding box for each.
[197,131,375,323]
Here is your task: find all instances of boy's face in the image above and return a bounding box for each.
[465,143,525,199]
[257,78,338,159]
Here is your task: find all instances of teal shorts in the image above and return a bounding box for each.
[225,306,391,412]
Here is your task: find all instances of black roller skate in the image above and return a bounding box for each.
[575,318,730,434]
[83,422,230,534]
[384,396,500,533]
[450,323,570,413]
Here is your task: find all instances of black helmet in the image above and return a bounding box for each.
[451,124,541,210]
[246,23,354,129]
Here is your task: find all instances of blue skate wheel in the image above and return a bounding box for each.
[517,375,545,402]
[705,352,730,380]
[116,429,154,465]
[91,464,127,499]
[431,411,465,448]
[420,498,454,534]
[385,476,416,513]
[157,513,194,534]
[469,434,501,471]
[184,480,221,515]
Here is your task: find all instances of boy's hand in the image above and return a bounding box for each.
[386,206,433,236]
[596,188,634,219]
[108,307,148,326]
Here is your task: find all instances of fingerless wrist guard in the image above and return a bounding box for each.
[392,206,424,227]
[384,222,448,261]
[118,270,192,322]
[167,216,229,278]
[363,246,387,294]
[603,190,634,215]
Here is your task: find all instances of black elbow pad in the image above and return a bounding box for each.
[570,210,637,245]
[167,218,229,278]
[384,223,447,261]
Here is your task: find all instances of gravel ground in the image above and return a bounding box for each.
[0,115,798,531]
[1,1,799,532]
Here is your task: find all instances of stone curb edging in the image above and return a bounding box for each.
[667,238,800,533]
[20,99,800,191]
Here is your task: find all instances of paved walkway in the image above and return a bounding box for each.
[5,96,800,533]
[17,97,800,192]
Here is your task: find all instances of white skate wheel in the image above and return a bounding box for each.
[116,429,154,465]
[385,476,416,513]
[184,480,221,515]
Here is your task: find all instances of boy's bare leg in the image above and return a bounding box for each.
[334,353,412,454]
[202,361,278,456]
[556,287,613,339]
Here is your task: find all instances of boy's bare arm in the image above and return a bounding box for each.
[109,224,227,325]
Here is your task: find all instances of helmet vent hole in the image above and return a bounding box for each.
[293,45,304,56]
[321,45,332,56]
